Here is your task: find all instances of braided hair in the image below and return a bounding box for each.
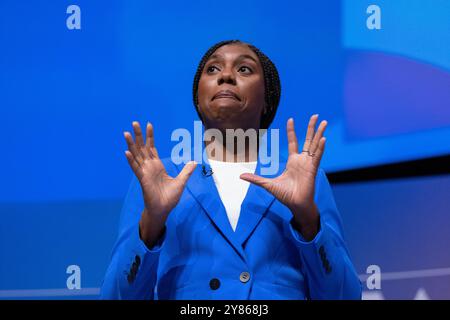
[192,40,281,129]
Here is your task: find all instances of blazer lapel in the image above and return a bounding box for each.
[234,160,285,246]
[173,161,246,260]
[172,158,286,260]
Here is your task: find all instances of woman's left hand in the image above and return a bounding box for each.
[240,114,327,240]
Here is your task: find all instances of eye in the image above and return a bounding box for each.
[238,66,253,74]
[206,65,219,74]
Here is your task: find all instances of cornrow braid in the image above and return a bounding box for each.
[192,40,281,129]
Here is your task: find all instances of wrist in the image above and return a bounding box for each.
[139,209,166,249]
[291,203,320,241]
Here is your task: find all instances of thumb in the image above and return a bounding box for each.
[240,173,271,190]
[176,161,197,186]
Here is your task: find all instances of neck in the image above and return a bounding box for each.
[204,136,259,162]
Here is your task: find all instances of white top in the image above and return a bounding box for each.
[208,159,258,231]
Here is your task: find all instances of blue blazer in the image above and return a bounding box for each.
[100,157,362,300]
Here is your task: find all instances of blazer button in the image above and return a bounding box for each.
[239,272,251,283]
[209,278,220,290]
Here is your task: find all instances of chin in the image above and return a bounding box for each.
[202,102,253,129]
[212,100,243,112]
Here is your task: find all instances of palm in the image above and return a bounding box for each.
[124,122,196,218]
[268,153,318,209]
[139,160,182,216]
[241,115,327,212]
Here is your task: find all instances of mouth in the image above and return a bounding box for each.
[212,90,241,101]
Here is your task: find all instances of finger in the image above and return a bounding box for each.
[125,150,142,178]
[145,122,159,158]
[133,121,145,147]
[176,161,197,186]
[240,173,271,190]
[310,120,327,155]
[145,122,155,149]
[124,131,143,164]
[132,121,147,159]
[312,137,326,167]
[287,118,299,155]
[302,114,319,152]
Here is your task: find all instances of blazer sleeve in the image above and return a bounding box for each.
[99,175,166,300]
[284,168,362,300]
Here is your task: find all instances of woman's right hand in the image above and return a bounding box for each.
[124,121,197,248]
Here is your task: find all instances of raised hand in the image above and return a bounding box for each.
[124,121,197,247]
[240,115,327,240]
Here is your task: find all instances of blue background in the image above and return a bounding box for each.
[1,0,449,299]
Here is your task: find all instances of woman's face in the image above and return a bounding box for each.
[197,43,265,131]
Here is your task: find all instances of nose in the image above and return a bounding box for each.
[217,67,236,86]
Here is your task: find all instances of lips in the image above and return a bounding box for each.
[212,90,241,101]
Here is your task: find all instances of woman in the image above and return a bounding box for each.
[100,40,362,299]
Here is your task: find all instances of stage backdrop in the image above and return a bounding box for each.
[1,0,449,299]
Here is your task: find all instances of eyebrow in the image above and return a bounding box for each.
[207,53,259,65]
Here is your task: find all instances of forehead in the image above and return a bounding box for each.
[207,43,260,63]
